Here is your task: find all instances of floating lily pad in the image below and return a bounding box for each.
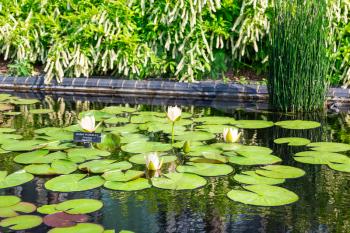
[108,124,140,134]
[79,160,132,173]
[275,120,321,130]
[96,133,120,152]
[0,215,42,230]
[102,106,137,114]
[0,170,34,189]
[102,170,144,182]
[234,120,274,129]
[0,128,16,133]
[233,171,285,185]
[2,139,45,151]
[195,124,232,134]
[328,163,350,172]
[139,122,187,134]
[255,165,305,179]
[294,151,350,164]
[48,223,104,233]
[30,109,54,114]
[104,178,151,191]
[187,145,222,157]
[105,117,129,124]
[176,162,233,176]
[14,150,66,164]
[0,196,36,218]
[172,141,204,149]
[131,115,166,124]
[133,111,166,117]
[234,146,273,157]
[172,131,215,141]
[67,148,111,163]
[307,142,350,152]
[121,141,172,154]
[0,196,20,207]
[129,154,177,165]
[194,116,237,125]
[152,172,207,190]
[120,134,149,144]
[227,153,282,166]
[79,110,114,121]
[274,137,311,146]
[189,153,228,164]
[24,160,77,175]
[11,98,39,105]
[0,134,23,145]
[38,199,103,215]
[44,212,89,227]
[227,184,299,206]
[45,174,105,192]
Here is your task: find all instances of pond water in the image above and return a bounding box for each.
[0,93,349,233]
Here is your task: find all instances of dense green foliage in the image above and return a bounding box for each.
[269,0,329,112]
[0,0,348,85]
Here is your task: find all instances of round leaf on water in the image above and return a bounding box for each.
[275,120,321,130]
[0,128,16,133]
[48,223,104,233]
[102,106,137,114]
[0,170,34,189]
[78,160,132,173]
[294,151,350,164]
[129,154,177,165]
[105,117,129,124]
[14,150,66,164]
[307,142,350,152]
[328,163,350,173]
[255,165,305,179]
[24,160,77,175]
[45,174,104,192]
[131,115,166,124]
[133,111,165,117]
[0,201,36,218]
[67,148,110,163]
[234,120,274,129]
[0,215,42,230]
[194,116,237,125]
[152,172,207,190]
[30,109,54,114]
[274,137,311,146]
[2,139,45,151]
[44,212,89,227]
[0,134,23,145]
[187,145,222,157]
[234,171,285,185]
[104,178,151,191]
[108,124,140,134]
[0,196,20,208]
[11,98,39,105]
[95,133,120,152]
[102,170,144,182]
[120,134,149,144]
[234,146,273,157]
[227,184,299,206]
[172,131,215,141]
[189,153,228,164]
[227,153,282,166]
[195,124,231,134]
[172,141,203,149]
[80,110,114,121]
[176,162,233,176]
[139,122,187,134]
[121,141,172,154]
[56,199,103,214]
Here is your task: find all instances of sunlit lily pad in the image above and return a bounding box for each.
[24,160,77,175]
[105,117,129,124]
[38,199,103,215]
[139,122,187,134]
[0,215,42,230]
[79,110,114,121]
[129,154,177,165]
[102,170,144,182]
[275,120,321,130]
[152,172,207,190]
[172,131,215,141]
[30,109,54,114]
[176,162,233,176]
[227,184,299,206]
[14,150,66,164]
[234,145,273,157]
[96,133,120,152]
[307,142,350,152]
[104,178,151,191]
[255,165,305,179]
[2,139,45,151]
[0,196,20,207]
[121,141,172,154]
[187,145,222,157]
[131,115,166,124]
[0,170,34,189]
[120,134,149,144]
[102,106,137,114]
[172,141,204,149]
[189,153,228,164]
[133,111,166,117]
[108,124,140,134]
[45,174,105,192]
[194,116,237,125]
[227,153,282,166]
[0,196,36,218]
[328,163,350,173]
[274,137,311,146]
[0,128,16,133]
[78,160,132,173]
[234,120,274,129]
[48,223,104,233]
[11,98,39,105]
[195,124,231,134]
[44,212,89,227]
[233,171,285,185]
[0,134,23,144]
[294,151,350,164]
[67,148,111,163]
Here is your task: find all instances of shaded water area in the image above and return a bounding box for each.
[0,92,350,233]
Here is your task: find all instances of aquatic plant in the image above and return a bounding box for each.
[144,152,163,171]
[167,106,182,144]
[223,127,241,143]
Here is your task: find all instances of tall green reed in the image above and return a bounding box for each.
[268,0,330,112]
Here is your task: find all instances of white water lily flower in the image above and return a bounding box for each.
[167,106,182,122]
[145,152,163,171]
[223,128,242,143]
[79,114,100,132]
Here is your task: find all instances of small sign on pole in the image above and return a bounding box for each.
[74,132,102,143]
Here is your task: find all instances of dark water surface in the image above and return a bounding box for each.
[0,93,349,233]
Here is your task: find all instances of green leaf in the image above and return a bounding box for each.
[0,170,34,189]
[152,172,207,190]
[234,171,285,185]
[307,142,350,152]
[194,116,237,125]
[102,170,144,182]
[105,117,129,124]
[0,196,20,208]
[45,174,105,192]
[195,124,231,134]
[0,128,16,133]
[0,201,36,218]
[274,137,311,146]
[2,139,45,151]
[48,223,104,233]
[102,106,137,114]
[38,199,103,215]
[67,148,111,163]
[255,165,305,179]
[0,215,42,230]
[121,141,172,153]
[78,160,132,173]
[24,160,77,175]
[176,162,233,176]
[172,131,215,141]
[294,151,350,164]
[275,120,321,129]
[234,120,274,129]
[227,153,282,166]
[129,154,177,165]
[104,178,151,191]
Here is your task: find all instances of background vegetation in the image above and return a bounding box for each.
[0,0,348,85]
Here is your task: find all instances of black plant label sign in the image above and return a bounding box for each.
[74,132,102,143]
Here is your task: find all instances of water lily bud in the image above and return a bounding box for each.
[223,128,241,143]
[183,141,191,154]
[145,152,163,171]
[79,114,96,132]
[167,106,182,122]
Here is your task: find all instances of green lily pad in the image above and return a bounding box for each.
[189,153,228,164]
[48,223,104,233]
[30,109,54,114]
[294,151,350,164]
[176,162,233,176]
[152,172,207,190]
[104,178,151,191]
[133,111,166,117]
[3,112,21,116]
[0,128,16,133]
[129,154,177,165]
[37,199,103,214]
[195,124,232,134]
[0,196,20,207]
[139,122,187,134]
[1,139,45,151]
[227,153,282,166]
[45,174,105,192]
[79,110,114,121]
[120,134,149,144]
[67,148,111,163]
[0,215,42,230]
[255,165,306,179]
[233,171,285,185]
[24,160,77,175]
[105,117,129,124]
[96,133,120,152]
[0,170,34,189]
[78,160,132,173]
[102,106,137,114]
[14,150,67,164]
[234,120,274,129]
[0,134,23,145]
[328,163,350,173]
[307,142,350,152]
[11,98,39,105]
[172,131,215,141]
[108,124,140,134]
[131,115,167,124]
[274,137,311,146]
[194,116,237,125]
[275,120,321,130]
[187,145,222,157]
[0,201,36,218]
[227,184,299,206]
[102,170,144,182]
[172,141,204,149]
[234,146,273,157]
[121,141,172,154]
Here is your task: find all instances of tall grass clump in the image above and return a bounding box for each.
[269,0,330,112]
